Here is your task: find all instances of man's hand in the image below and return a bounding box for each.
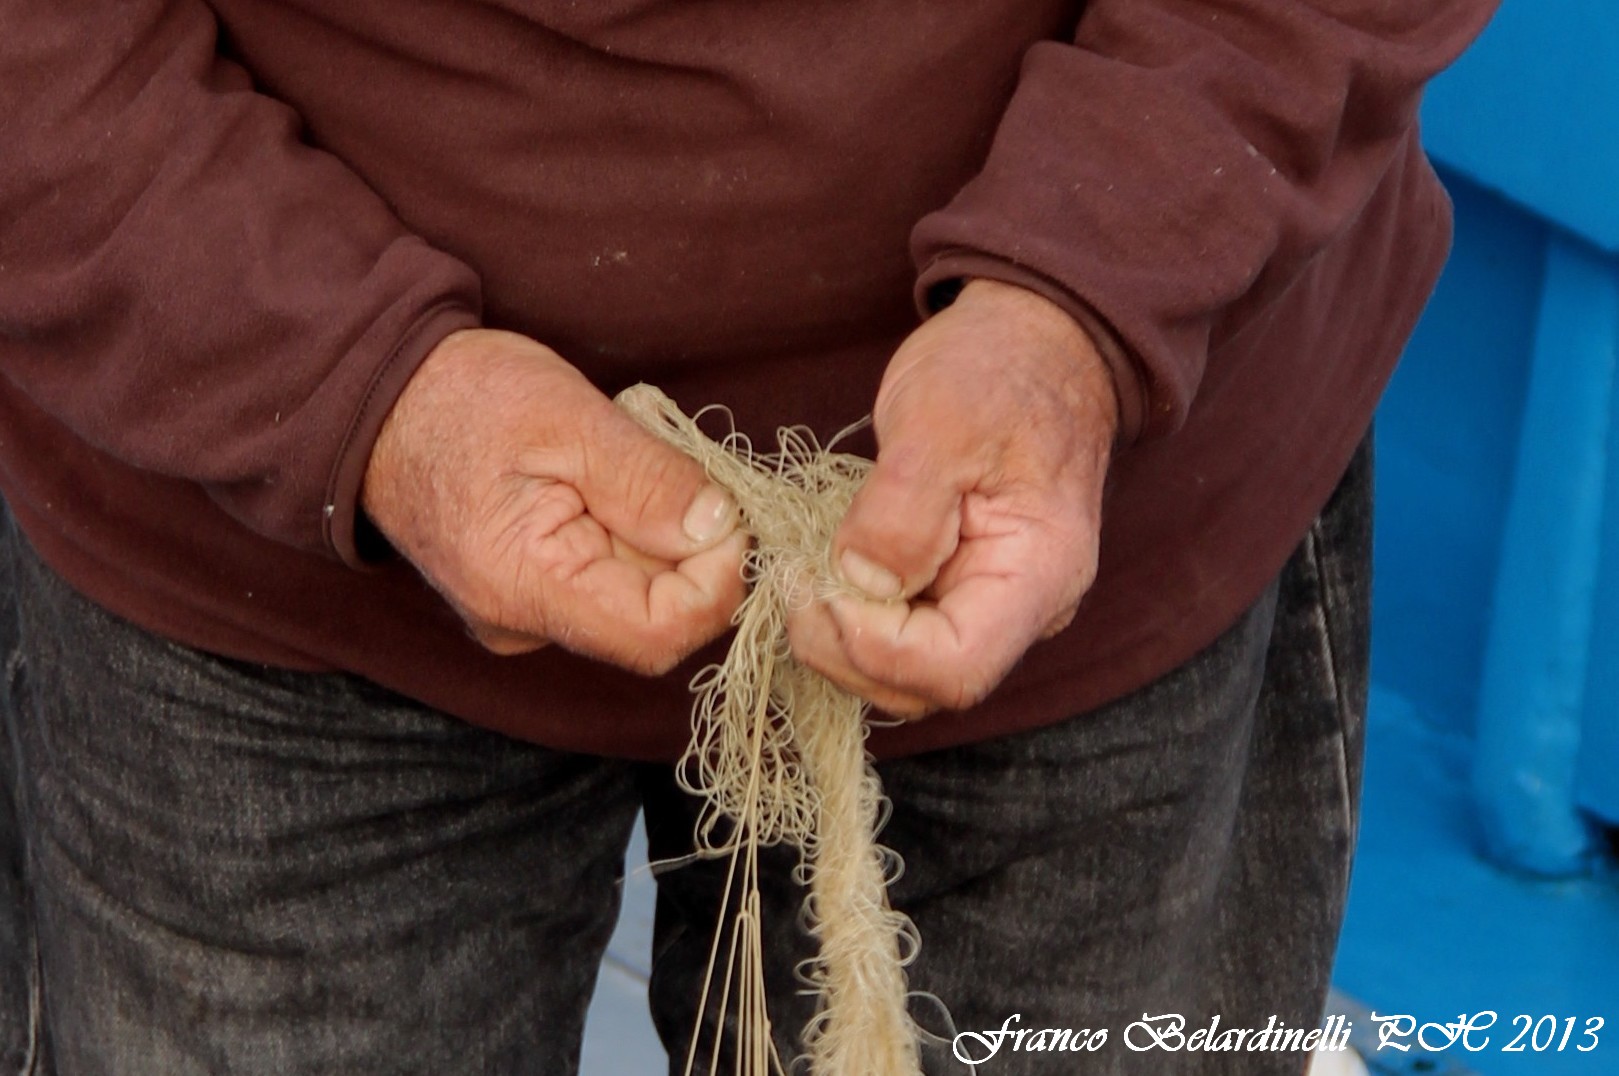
[361,329,748,675]
[787,279,1118,718]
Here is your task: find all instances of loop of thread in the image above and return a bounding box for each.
[617,384,925,1076]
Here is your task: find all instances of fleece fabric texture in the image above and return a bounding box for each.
[0,0,1494,758]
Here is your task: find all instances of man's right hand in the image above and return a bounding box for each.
[361,328,748,675]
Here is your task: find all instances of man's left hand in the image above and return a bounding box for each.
[787,278,1119,718]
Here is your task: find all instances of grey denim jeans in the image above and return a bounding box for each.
[2,513,37,1076]
[0,440,1369,1075]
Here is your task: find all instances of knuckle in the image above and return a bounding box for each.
[1041,606,1079,640]
[848,503,949,564]
[447,586,505,637]
[617,445,690,524]
[452,569,560,653]
[1073,558,1099,594]
[843,634,902,685]
[469,624,538,657]
[946,676,993,710]
[884,697,935,721]
[622,619,706,677]
[922,663,997,711]
[623,642,686,677]
[850,644,964,710]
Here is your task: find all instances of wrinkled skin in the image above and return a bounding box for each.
[362,280,1116,721]
[787,279,1118,718]
[362,328,748,676]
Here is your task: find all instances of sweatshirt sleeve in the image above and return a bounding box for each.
[911,0,1497,444]
[0,0,483,565]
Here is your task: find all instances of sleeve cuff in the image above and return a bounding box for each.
[916,251,1149,445]
[321,301,483,568]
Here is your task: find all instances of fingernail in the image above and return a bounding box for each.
[682,485,736,544]
[839,550,903,600]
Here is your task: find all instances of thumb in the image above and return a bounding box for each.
[570,403,739,562]
[834,442,963,600]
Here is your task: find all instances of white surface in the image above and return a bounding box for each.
[1307,1044,1372,1076]
[580,817,666,1075]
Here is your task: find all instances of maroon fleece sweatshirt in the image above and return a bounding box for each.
[0,0,1493,758]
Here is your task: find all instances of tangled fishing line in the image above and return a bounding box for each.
[617,384,928,1076]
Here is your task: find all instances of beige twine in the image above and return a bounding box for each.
[617,384,926,1076]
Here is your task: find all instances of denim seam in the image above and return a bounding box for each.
[1306,522,1358,854]
[19,911,38,1076]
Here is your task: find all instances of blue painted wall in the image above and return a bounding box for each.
[1322,6,1619,1060]
[1370,0,1619,847]
[1420,0,1619,253]
[1370,167,1541,739]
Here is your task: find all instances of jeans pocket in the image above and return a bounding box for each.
[1299,437,1374,851]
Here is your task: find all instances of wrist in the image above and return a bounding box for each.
[954,278,1122,445]
[360,327,490,548]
